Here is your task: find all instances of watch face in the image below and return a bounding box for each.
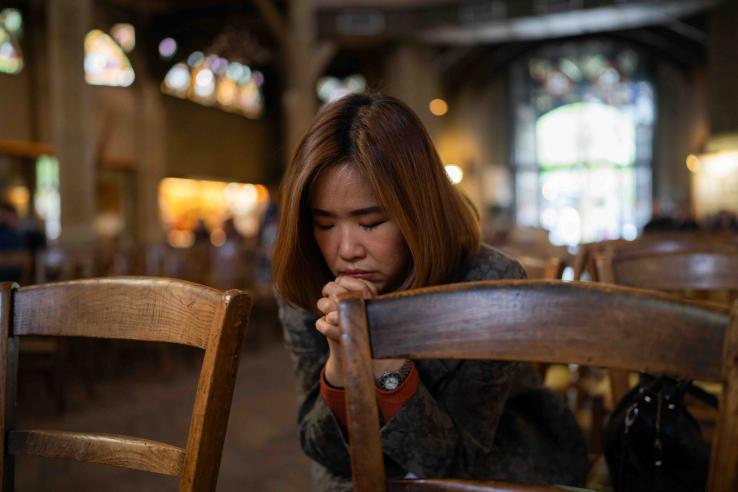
[379,373,400,391]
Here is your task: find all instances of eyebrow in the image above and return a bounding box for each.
[312,206,383,218]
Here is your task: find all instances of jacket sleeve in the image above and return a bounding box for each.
[277,296,353,476]
[377,252,530,477]
[378,360,524,478]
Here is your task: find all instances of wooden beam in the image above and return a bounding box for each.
[0,140,54,159]
[252,0,291,51]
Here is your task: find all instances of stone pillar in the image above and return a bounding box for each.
[708,3,738,137]
[652,62,706,214]
[47,0,96,246]
[134,81,166,244]
[133,26,166,244]
[382,44,443,138]
[284,0,321,161]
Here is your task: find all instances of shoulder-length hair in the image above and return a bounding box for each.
[273,93,480,311]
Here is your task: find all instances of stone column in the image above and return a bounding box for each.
[133,26,166,244]
[382,44,443,138]
[47,0,96,246]
[708,3,738,138]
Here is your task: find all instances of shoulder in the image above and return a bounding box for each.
[451,244,527,282]
[275,291,318,328]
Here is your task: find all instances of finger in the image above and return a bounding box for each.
[322,281,348,298]
[335,275,377,299]
[325,310,338,325]
[316,296,338,315]
[316,316,341,341]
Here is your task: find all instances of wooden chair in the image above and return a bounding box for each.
[0,277,252,491]
[514,254,566,281]
[575,234,738,281]
[337,280,738,492]
[595,248,738,404]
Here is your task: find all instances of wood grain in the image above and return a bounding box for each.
[1,277,252,491]
[596,248,738,403]
[604,250,738,291]
[338,280,738,492]
[13,277,222,348]
[0,283,17,491]
[338,292,387,492]
[180,290,252,492]
[8,430,185,476]
[366,281,727,382]
[708,302,738,492]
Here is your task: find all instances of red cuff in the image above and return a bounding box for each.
[320,368,348,430]
[376,363,419,422]
[319,362,420,431]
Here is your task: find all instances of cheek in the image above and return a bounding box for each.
[374,229,409,268]
[314,231,336,264]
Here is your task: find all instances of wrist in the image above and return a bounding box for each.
[374,359,414,391]
[324,354,345,388]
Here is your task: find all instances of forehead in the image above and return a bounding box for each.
[311,164,377,209]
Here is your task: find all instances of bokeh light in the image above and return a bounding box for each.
[444,164,463,184]
[429,98,448,116]
[686,154,700,173]
[110,23,135,53]
[158,37,177,58]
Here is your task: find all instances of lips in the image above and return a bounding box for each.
[342,270,376,281]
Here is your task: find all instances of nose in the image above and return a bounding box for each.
[338,225,366,261]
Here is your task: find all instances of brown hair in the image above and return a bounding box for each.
[273,93,480,311]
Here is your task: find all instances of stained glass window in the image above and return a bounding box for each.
[110,23,135,53]
[511,40,654,245]
[84,29,135,87]
[316,74,366,104]
[36,155,61,241]
[161,52,264,119]
[0,8,23,75]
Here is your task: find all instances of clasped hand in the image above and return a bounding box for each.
[316,275,405,387]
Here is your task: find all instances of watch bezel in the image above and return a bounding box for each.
[376,371,402,391]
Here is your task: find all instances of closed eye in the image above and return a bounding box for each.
[361,220,385,231]
[314,223,334,231]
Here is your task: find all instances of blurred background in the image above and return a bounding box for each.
[0,0,736,490]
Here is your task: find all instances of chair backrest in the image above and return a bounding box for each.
[576,236,738,281]
[514,254,565,280]
[594,247,738,409]
[337,280,738,492]
[595,248,738,292]
[0,276,251,491]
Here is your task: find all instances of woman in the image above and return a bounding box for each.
[273,93,587,491]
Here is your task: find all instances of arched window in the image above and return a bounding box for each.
[161,51,265,119]
[0,8,23,75]
[512,40,654,245]
[84,29,135,87]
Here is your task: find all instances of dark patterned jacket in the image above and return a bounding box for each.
[278,244,588,491]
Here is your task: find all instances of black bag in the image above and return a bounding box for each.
[603,374,717,492]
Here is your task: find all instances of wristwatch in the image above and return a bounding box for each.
[375,360,413,391]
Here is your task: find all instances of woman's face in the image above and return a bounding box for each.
[311,164,411,294]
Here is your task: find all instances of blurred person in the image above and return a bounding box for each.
[0,202,26,282]
[19,212,47,253]
[272,94,587,491]
[0,202,23,251]
[193,218,210,245]
[710,209,738,233]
